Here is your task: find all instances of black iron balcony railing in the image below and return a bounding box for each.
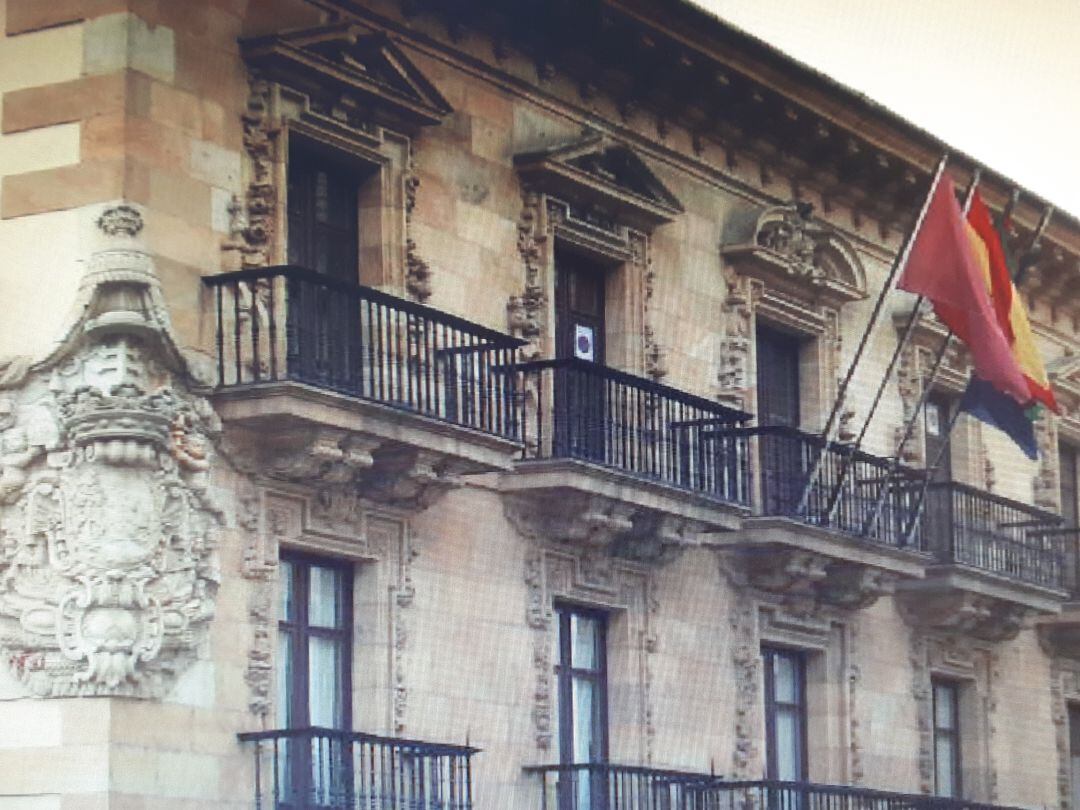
[238,727,477,810]
[204,266,523,440]
[922,480,1066,589]
[526,765,1026,810]
[518,358,752,505]
[722,425,926,548]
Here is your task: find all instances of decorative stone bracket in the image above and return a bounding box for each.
[0,206,223,698]
[897,586,1044,644]
[505,489,703,565]
[720,547,896,611]
[224,425,465,514]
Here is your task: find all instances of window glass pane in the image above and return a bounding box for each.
[935,735,957,797]
[309,565,343,628]
[309,636,343,728]
[277,630,293,728]
[773,652,798,704]
[774,708,802,781]
[572,677,598,763]
[934,683,955,730]
[279,559,295,622]
[571,614,598,670]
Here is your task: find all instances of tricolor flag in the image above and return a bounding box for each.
[959,191,1057,459]
[897,176,1030,404]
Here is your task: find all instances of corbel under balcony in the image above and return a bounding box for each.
[502,459,746,564]
[206,267,523,511]
[1037,601,1080,658]
[709,517,926,610]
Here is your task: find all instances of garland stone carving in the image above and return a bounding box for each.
[224,77,277,270]
[0,211,222,697]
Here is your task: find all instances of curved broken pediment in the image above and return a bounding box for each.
[515,131,683,230]
[722,202,868,307]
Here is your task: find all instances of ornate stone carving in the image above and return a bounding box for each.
[897,590,1031,643]
[524,544,656,760]
[224,77,278,270]
[1034,413,1060,510]
[404,149,434,302]
[716,274,755,409]
[505,491,702,564]
[721,201,868,307]
[96,205,144,238]
[729,599,760,779]
[721,549,895,611]
[847,621,864,785]
[0,238,222,698]
[510,187,547,362]
[639,232,667,381]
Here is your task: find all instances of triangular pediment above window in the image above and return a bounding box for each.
[514,132,683,230]
[241,23,452,128]
[721,202,868,307]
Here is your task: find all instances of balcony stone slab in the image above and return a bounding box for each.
[708,516,928,610]
[501,458,749,563]
[217,381,520,512]
[897,565,1065,643]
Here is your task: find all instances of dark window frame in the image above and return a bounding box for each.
[755,323,802,429]
[554,602,610,766]
[762,645,808,783]
[932,677,963,798]
[1059,440,1079,527]
[278,550,355,731]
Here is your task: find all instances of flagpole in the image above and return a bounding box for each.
[820,169,984,524]
[792,152,950,521]
[895,202,1056,546]
[855,169,983,538]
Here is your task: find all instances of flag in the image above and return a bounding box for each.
[960,378,1038,459]
[966,192,1058,412]
[957,191,1057,458]
[897,175,1030,404]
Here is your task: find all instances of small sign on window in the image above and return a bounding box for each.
[574,324,595,361]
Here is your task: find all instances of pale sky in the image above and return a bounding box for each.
[692,1,1080,219]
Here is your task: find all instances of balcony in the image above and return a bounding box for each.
[502,358,751,561]
[204,267,523,509]
[526,764,1025,810]
[238,727,476,810]
[707,425,928,609]
[898,480,1066,641]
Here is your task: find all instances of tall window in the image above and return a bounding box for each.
[555,605,608,810]
[278,554,353,731]
[277,554,353,805]
[556,605,608,764]
[755,325,801,428]
[762,646,807,782]
[932,679,962,798]
[287,142,361,283]
[924,394,953,482]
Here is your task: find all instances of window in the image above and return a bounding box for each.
[924,395,953,482]
[278,554,353,804]
[555,605,608,810]
[555,250,607,364]
[755,325,801,428]
[762,647,807,782]
[287,141,362,283]
[556,605,608,764]
[932,679,962,798]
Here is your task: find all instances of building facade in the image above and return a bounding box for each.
[1,0,1080,808]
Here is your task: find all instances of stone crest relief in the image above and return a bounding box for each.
[0,215,222,697]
